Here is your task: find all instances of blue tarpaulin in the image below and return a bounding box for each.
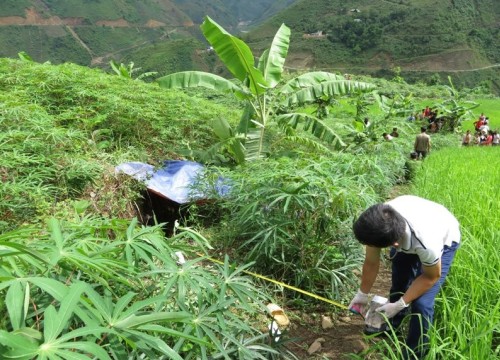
[115,160,229,204]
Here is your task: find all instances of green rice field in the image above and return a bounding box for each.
[411,147,500,359]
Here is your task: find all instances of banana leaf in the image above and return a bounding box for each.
[282,80,375,108]
[276,112,346,149]
[258,24,290,88]
[280,71,346,93]
[157,71,249,98]
[201,16,268,95]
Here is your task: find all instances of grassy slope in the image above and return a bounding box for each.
[0,58,241,231]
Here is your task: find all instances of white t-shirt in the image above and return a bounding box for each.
[386,195,461,266]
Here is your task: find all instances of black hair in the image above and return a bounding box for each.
[353,204,406,248]
[420,126,427,132]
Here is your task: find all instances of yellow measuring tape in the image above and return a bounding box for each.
[198,253,348,310]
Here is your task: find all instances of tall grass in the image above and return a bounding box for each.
[411,147,500,359]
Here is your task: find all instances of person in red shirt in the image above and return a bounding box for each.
[474,118,485,131]
[481,130,493,146]
[423,106,431,118]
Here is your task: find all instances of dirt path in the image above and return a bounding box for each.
[65,26,95,58]
[284,264,392,358]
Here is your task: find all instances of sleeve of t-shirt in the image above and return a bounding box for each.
[416,247,441,266]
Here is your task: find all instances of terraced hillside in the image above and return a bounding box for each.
[0,0,296,70]
[244,0,500,91]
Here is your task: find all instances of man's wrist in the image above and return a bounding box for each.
[399,297,409,308]
[358,289,369,296]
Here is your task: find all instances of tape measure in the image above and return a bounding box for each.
[198,252,349,310]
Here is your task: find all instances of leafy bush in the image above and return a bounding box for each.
[194,153,401,303]
[0,216,284,359]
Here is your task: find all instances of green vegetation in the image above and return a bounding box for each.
[414,148,499,359]
[0,15,499,357]
[0,0,498,94]
[0,0,33,16]
[245,0,500,92]
[124,38,215,77]
[158,17,374,163]
[74,27,161,56]
[0,26,91,65]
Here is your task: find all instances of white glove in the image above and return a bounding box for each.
[376,297,409,319]
[348,289,369,312]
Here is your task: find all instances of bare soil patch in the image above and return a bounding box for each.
[282,265,392,359]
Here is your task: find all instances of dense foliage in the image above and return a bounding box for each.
[0,42,498,358]
[0,57,240,232]
[1,1,499,94]
[245,0,500,92]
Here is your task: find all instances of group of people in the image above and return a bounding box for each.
[381,123,431,160]
[382,127,399,141]
[463,113,500,146]
[408,106,444,133]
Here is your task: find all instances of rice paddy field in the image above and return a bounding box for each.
[411,146,500,359]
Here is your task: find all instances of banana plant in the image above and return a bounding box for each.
[158,16,375,163]
[110,60,157,81]
[434,76,479,131]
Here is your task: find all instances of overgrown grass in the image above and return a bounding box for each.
[412,147,500,359]
[1,55,498,359]
[0,58,240,231]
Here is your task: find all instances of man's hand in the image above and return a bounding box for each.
[375,298,408,319]
[348,290,369,313]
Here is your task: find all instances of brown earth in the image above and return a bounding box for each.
[0,7,166,28]
[0,7,84,26]
[280,265,392,359]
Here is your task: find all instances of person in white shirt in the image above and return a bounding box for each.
[492,131,499,146]
[349,195,460,359]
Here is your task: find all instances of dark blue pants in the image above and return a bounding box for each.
[389,242,460,358]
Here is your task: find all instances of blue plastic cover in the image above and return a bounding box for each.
[115,160,229,204]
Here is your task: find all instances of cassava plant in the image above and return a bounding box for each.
[0,215,285,359]
[158,16,375,163]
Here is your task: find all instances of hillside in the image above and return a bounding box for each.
[1,0,499,92]
[0,0,296,70]
[244,0,500,91]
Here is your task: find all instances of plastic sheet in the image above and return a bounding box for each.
[115,160,229,204]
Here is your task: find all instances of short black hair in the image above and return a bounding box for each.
[353,204,406,248]
[421,126,427,132]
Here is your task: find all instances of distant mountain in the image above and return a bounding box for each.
[0,0,498,91]
[0,0,297,69]
[243,0,500,90]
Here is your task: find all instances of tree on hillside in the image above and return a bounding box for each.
[157,16,375,163]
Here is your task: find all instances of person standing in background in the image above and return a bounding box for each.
[414,126,431,159]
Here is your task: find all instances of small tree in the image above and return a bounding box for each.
[157,16,374,163]
[435,77,479,131]
[109,60,157,81]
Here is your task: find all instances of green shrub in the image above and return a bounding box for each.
[0,216,284,359]
[194,153,401,303]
